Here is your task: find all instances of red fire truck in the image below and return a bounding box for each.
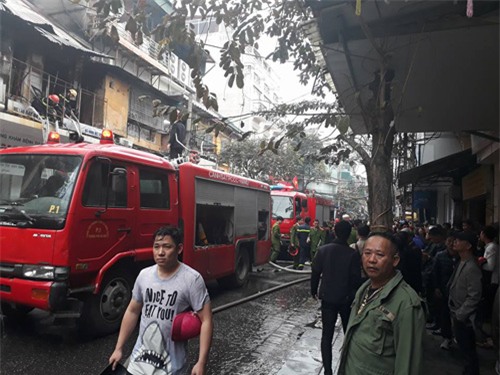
[0,131,271,336]
[271,186,334,250]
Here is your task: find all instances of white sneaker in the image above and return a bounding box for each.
[305,261,312,266]
[440,338,452,350]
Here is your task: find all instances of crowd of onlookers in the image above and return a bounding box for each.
[280,213,498,374]
[374,218,498,374]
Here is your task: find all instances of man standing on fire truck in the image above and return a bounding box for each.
[109,226,213,375]
[169,111,187,159]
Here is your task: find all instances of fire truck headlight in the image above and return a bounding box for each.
[22,265,69,280]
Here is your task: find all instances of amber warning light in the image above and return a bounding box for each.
[100,129,114,144]
[47,131,60,144]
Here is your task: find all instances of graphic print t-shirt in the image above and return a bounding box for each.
[127,264,209,375]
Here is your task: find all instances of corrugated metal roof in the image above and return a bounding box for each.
[1,0,107,57]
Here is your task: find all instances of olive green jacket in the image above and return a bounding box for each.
[290,223,299,247]
[272,222,281,248]
[309,227,325,252]
[338,271,425,375]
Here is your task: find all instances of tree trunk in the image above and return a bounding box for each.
[365,152,393,232]
[365,112,395,232]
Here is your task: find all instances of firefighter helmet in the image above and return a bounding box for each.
[288,245,298,257]
[48,94,60,104]
[68,89,77,100]
[171,311,201,342]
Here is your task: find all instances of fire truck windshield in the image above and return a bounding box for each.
[271,195,294,219]
[0,154,82,229]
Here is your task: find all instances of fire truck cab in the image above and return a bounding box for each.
[271,186,334,254]
[0,132,271,336]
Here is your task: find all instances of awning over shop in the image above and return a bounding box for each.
[1,0,108,57]
[398,149,477,187]
[312,1,499,135]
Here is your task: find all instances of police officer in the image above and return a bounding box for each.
[309,219,325,262]
[270,216,283,263]
[290,216,302,269]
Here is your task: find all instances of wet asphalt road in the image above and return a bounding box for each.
[0,264,318,375]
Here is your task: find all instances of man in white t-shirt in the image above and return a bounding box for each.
[109,226,213,375]
[480,225,499,287]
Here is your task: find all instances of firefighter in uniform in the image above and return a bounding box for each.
[270,216,283,263]
[297,217,312,270]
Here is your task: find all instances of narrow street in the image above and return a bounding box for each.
[1,263,499,374]
[0,265,319,375]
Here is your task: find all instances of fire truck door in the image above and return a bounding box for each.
[75,159,134,265]
[133,166,178,252]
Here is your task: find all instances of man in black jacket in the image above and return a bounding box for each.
[169,111,187,159]
[311,220,362,375]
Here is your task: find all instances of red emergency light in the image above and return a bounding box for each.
[100,129,114,144]
[47,131,60,144]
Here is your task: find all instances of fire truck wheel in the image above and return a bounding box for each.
[217,250,250,289]
[1,302,34,318]
[79,268,134,337]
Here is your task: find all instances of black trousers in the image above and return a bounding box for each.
[436,293,453,339]
[453,318,480,375]
[321,301,351,375]
[169,147,183,159]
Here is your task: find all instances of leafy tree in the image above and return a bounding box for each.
[88,0,403,230]
[335,177,369,220]
[219,135,329,186]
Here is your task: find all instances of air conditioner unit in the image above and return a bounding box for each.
[118,137,134,148]
[167,52,178,76]
[178,60,190,85]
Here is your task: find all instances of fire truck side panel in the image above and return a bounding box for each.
[176,164,209,278]
[255,190,271,264]
[178,163,271,281]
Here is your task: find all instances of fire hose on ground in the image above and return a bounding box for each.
[268,261,312,274]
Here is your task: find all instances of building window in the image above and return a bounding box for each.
[140,127,155,142]
[128,123,139,138]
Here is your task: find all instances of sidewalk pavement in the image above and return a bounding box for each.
[274,308,499,375]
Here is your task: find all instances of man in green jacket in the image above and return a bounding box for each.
[337,232,425,375]
[308,219,325,261]
[270,216,283,263]
[289,216,302,269]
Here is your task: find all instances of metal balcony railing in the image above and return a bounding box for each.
[113,22,173,73]
[2,57,106,130]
